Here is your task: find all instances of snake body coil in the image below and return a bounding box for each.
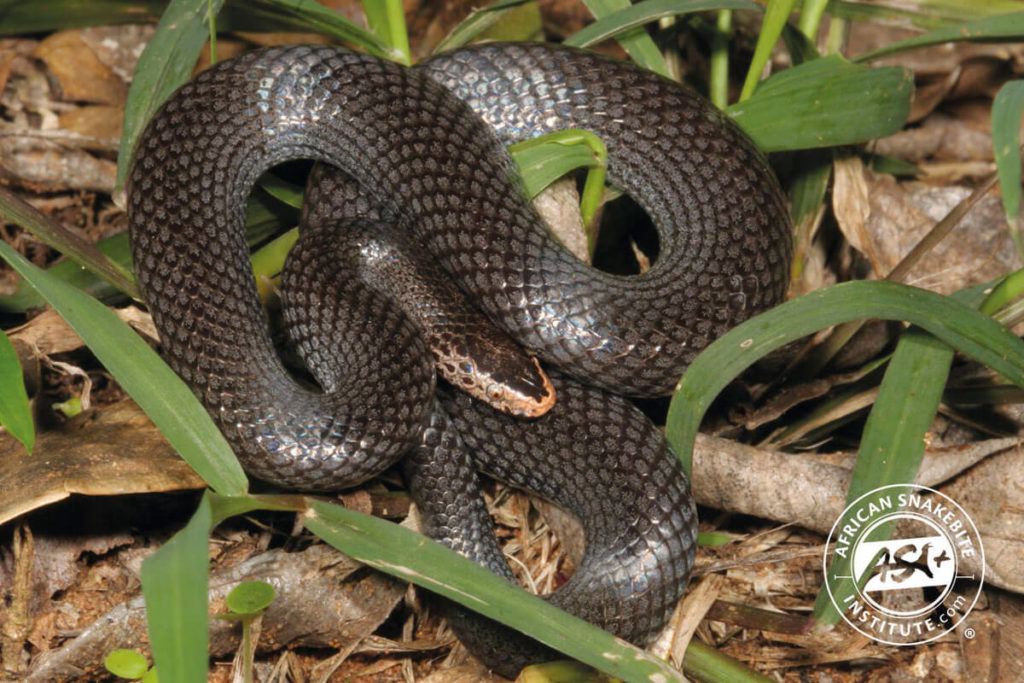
[128,43,791,675]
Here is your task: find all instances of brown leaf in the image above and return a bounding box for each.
[0,400,205,526]
[32,31,126,106]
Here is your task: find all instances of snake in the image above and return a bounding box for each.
[127,42,792,676]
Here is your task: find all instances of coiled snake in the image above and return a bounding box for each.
[128,42,791,676]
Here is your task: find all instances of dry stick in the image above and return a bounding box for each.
[788,170,1002,383]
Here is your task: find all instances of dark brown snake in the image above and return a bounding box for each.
[127,42,792,675]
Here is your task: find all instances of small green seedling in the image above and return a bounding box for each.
[519,661,621,682]
[52,396,82,418]
[104,649,157,682]
[216,580,276,683]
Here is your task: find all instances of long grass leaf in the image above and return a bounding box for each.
[567,0,758,51]
[853,10,1024,62]
[0,190,295,313]
[0,0,165,33]
[221,0,392,59]
[0,186,138,299]
[832,0,1024,27]
[992,80,1024,254]
[434,0,534,52]
[738,0,797,102]
[578,0,672,77]
[665,281,1024,476]
[0,330,34,453]
[361,0,410,65]
[727,56,911,151]
[303,499,687,682]
[0,241,248,495]
[141,493,213,683]
[114,0,226,194]
[812,327,953,625]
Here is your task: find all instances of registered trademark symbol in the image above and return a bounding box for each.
[963,627,976,639]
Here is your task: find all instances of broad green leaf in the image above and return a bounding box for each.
[992,80,1024,252]
[303,499,687,682]
[0,241,248,496]
[665,281,1024,476]
[0,330,33,454]
[577,0,671,77]
[115,0,226,194]
[853,10,1024,62]
[739,0,797,102]
[141,494,214,683]
[727,55,912,151]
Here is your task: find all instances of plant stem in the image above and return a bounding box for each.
[710,10,732,109]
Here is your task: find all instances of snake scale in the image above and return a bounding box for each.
[127,42,792,675]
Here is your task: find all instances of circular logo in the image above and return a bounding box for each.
[822,484,984,645]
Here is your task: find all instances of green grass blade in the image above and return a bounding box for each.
[832,0,1024,27]
[0,330,34,454]
[854,10,1024,62]
[738,0,797,102]
[665,281,1024,477]
[789,149,833,281]
[0,241,248,496]
[797,0,829,39]
[568,0,758,56]
[0,0,165,33]
[727,55,912,151]
[221,0,392,59]
[114,0,226,195]
[992,80,1024,254]
[0,236,128,313]
[0,190,295,313]
[304,499,686,682]
[0,186,139,300]
[682,639,774,682]
[141,493,214,683]
[577,0,672,77]
[982,267,1024,317]
[709,9,733,109]
[812,327,953,625]
[509,129,608,229]
[433,0,535,52]
[361,0,410,65]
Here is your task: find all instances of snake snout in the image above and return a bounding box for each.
[485,356,557,417]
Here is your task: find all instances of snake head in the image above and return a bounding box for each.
[440,354,556,418]
[481,356,556,418]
